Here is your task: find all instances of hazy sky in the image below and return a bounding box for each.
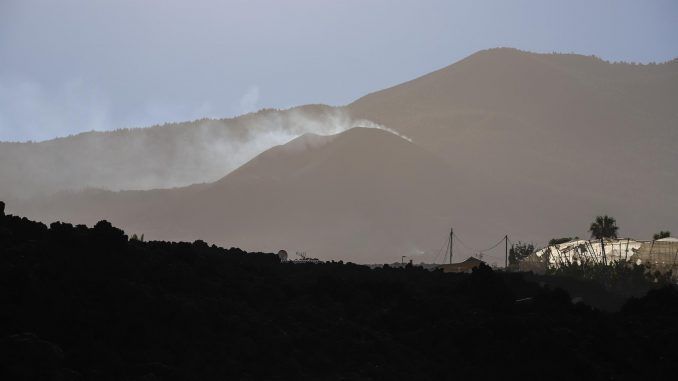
[1,0,676,141]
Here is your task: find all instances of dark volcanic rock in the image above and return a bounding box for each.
[0,212,677,380]
[0,333,65,380]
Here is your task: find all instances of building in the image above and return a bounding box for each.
[438,257,485,273]
[521,238,645,272]
[630,237,678,276]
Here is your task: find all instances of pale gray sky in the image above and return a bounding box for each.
[1,0,676,141]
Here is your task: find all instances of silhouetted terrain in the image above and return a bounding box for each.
[1,209,677,380]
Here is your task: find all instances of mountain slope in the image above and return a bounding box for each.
[347,48,678,182]
[346,48,678,240]
[5,48,678,262]
[12,128,482,263]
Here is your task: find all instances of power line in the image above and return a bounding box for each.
[452,232,505,253]
[432,234,449,264]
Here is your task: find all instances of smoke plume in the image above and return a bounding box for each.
[0,106,409,199]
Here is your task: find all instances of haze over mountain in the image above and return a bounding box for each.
[13,128,471,263]
[5,48,678,263]
[0,105,379,198]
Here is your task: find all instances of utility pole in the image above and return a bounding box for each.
[449,228,454,264]
[505,235,508,269]
[600,237,606,265]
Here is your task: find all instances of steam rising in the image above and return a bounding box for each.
[353,120,412,143]
[171,108,411,187]
[0,107,410,199]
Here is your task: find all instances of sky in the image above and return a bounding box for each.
[0,0,676,142]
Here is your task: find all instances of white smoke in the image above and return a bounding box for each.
[352,119,413,142]
[238,86,261,114]
[0,77,113,142]
[0,106,414,198]
[185,108,413,186]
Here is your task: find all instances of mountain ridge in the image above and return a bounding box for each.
[5,47,678,262]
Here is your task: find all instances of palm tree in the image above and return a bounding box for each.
[589,215,619,239]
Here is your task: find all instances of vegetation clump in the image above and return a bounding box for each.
[654,230,671,240]
[548,236,579,245]
[508,241,534,267]
[546,260,672,297]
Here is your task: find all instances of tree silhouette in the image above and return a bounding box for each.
[508,241,534,266]
[589,215,619,239]
[548,236,579,246]
[653,230,671,240]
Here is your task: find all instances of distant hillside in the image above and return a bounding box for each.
[12,128,476,263]
[4,48,678,262]
[346,48,678,241]
[0,104,349,198]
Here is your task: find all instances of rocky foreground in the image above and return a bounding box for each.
[1,206,677,380]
